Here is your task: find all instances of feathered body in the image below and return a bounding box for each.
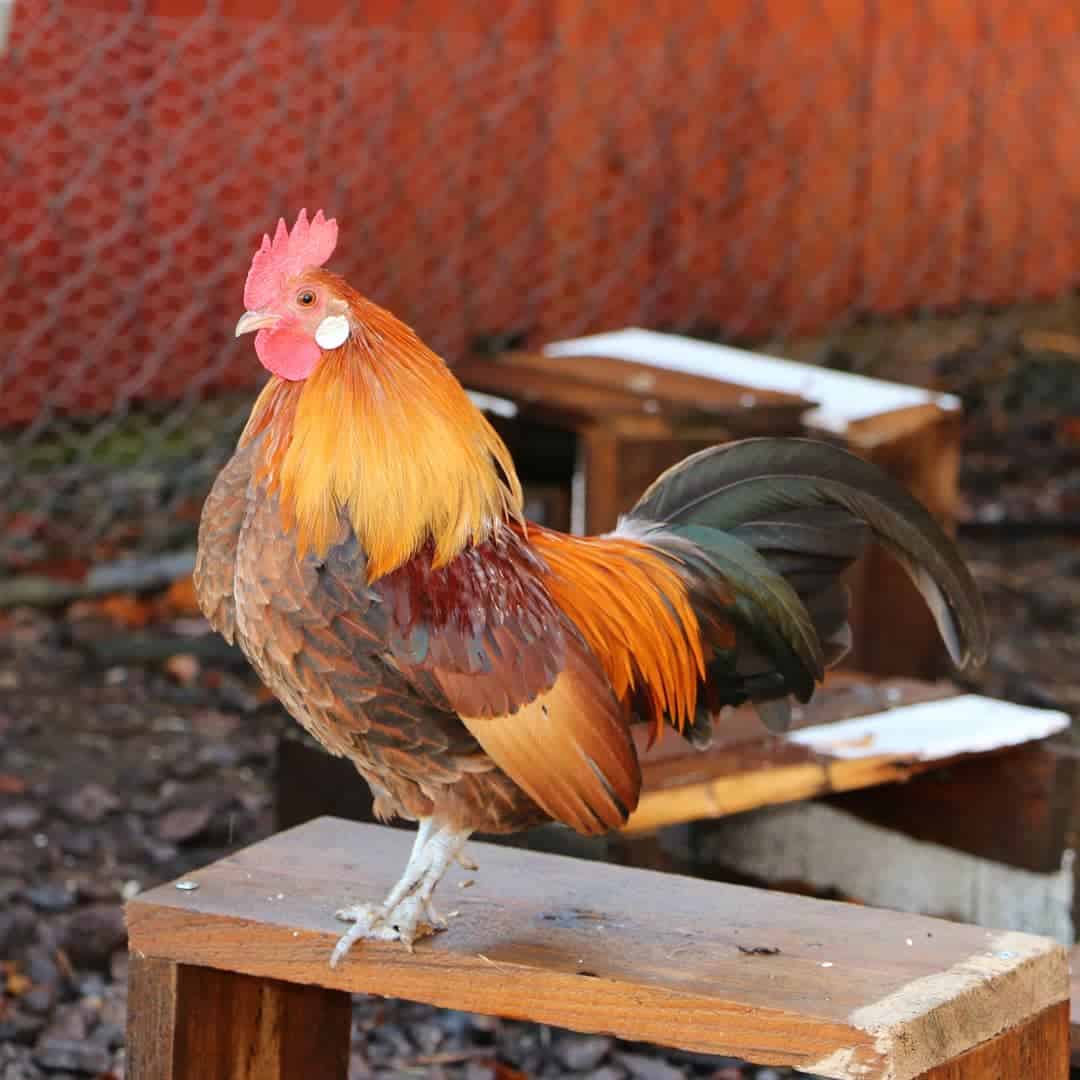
[200,274,707,835]
[196,210,987,960]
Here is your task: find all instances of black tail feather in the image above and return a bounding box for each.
[623,437,987,733]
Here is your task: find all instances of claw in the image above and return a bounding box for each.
[334,901,383,925]
[327,819,472,967]
[330,895,441,965]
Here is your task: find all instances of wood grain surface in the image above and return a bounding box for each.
[1069,943,1080,1065]
[626,674,959,832]
[831,739,1079,874]
[915,1001,1069,1079]
[126,818,1068,1080]
[127,954,351,1080]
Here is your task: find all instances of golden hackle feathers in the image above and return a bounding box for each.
[528,527,705,742]
[242,274,523,579]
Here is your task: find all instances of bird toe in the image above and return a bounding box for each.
[328,896,442,966]
[334,901,385,926]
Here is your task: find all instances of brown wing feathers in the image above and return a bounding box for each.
[459,644,640,835]
[376,524,711,832]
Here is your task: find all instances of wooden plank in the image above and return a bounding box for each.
[628,749,948,835]
[127,954,181,1080]
[542,330,961,437]
[631,691,1068,834]
[581,425,621,534]
[126,818,1068,1080]
[626,675,957,832]
[491,351,811,411]
[830,740,1079,874]
[456,361,678,423]
[126,951,351,1080]
[1069,944,1080,1065]
[917,1001,1069,1079]
[456,359,808,440]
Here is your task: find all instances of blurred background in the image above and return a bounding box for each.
[4,3,1080,1079]
[6,0,1080,568]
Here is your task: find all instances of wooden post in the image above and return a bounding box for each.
[581,425,620,533]
[917,1001,1069,1079]
[127,953,351,1080]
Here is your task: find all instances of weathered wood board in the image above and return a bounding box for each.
[127,818,1068,1080]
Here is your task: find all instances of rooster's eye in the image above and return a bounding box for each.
[297,289,317,307]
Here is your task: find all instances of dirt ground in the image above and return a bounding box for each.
[2,327,1080,1078]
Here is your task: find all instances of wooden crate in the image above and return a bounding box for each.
[456,349,812,535]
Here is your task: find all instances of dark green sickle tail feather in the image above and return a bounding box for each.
[622,437,988,734]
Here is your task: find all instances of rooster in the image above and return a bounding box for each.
[196,209,987,966]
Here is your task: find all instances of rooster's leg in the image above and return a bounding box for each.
[384,816,437,907]
[330,820,471,966]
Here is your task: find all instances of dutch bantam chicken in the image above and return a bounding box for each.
[196,209,988,967]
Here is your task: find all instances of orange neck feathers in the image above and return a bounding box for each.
[242,283,523,579]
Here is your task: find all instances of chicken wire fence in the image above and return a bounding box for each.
[4,0,1080,573]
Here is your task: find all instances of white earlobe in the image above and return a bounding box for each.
[315,314,350,350]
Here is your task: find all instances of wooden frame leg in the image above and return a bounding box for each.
[127,953,352,1080]
[916,1001,1069,1079]
[580,426,620,534]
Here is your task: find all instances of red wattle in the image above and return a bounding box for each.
[254,327,321,381]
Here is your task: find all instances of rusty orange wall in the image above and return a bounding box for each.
[3,2,1080,424]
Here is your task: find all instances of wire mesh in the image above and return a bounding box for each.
[4,0,1080,571]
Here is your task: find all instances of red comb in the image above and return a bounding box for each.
[243,208,339,310]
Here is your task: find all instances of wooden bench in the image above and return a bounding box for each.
[125,817,1070,1079]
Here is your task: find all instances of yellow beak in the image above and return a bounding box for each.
[235,310,281,337]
